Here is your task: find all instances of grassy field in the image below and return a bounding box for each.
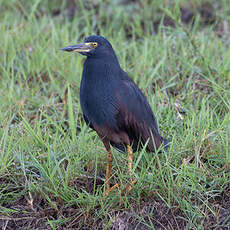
[0,0,229,229]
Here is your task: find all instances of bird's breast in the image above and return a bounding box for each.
[80,62,119,127]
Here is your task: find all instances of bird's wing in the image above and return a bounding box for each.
[115,72,163,151]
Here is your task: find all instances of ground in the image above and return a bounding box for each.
[0,0,229,229]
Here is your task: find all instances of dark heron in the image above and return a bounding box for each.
[61,35,169,195]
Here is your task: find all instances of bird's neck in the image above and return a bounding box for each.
[87,51,120,64]
[83,56,121,80]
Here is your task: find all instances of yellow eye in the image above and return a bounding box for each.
[92,42,98,48]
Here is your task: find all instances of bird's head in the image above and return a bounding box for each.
[61,35,116,58]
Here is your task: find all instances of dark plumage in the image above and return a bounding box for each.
[61,35,169,195]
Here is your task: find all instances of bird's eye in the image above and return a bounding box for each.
[92,42,98,48]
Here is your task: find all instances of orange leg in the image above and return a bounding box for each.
[127,145,133,176]
[105,150,120,196]
[125,145,137,193]
[105,150,113,196]
[105,145,136,196]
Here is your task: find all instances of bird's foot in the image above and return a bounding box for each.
[105,179,137,196]
[121,179,137,195]
[105,183,120,196]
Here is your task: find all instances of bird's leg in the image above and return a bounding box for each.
[125,145,137,193]
[100,137,120,196]
[127,144,133,176]
[105,149,113,196]
[105,150,120,195]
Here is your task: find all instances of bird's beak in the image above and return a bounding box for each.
[61,42,96,53]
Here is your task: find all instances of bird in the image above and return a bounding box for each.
[61,35,169,195]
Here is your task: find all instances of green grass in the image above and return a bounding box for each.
[0,0,229,229]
